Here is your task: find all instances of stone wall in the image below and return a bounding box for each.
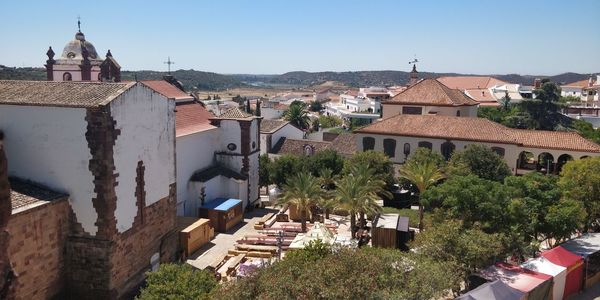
[8,198,70,300]
[0,131,15,299]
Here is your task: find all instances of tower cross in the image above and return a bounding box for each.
[164,57,175,74]
[77,15,81,32]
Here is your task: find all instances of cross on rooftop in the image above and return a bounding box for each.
[164,57,175,74]
[77,15,81,32]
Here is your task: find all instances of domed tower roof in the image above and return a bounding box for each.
[56,31,103,65]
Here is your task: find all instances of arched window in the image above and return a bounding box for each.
[418,141,432,150]
[98,73,102,81]
[362,137,375,151]
[456,110,461,117]
[383,138,396,158]
[491,147,505,157]
[403,143,411,157]
[440,141,455,160]
[63,72,72,81]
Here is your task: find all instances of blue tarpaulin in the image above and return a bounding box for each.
[202,198,242,211]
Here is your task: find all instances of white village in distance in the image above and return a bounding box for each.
[1,15,600,300]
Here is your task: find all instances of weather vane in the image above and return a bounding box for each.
[408,55,418,65]
[77,15,81,32]
[164,57,175,74]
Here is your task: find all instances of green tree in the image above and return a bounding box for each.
[545,199,586,247]
[278,172,323,232]
[318,115,343,128]
[448,144,511,182]
[343,150,395,187]
[398,159,444,232]
[412,220,506,287]
[517,80,563,130]
[423,175,510,233]
[348,164,390,226]
[308,100,323,112]
[572,119,600,144]
[335,173,382,237]
[136,264,217,300]
[559,157,600,230]
[269,154,305,188]
[501,90,511,111]
[255,100,261,116]
[307,149,344,177]
[317,168,338,219]
[214,247,458,300]
[258,154,271,189]
[405,147,446,169]
[283,101,311,129]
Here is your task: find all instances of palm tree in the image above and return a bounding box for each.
[348,164,391,227]
[318,168,338,219]
[278,172,323,232]
[335,174,383,238]
[283,101,311,130]
[398,160,444,232]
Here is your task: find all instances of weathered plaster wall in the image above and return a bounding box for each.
[111,85,175,233]
[0,105,98,234]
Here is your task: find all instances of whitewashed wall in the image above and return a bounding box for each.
[382,104,477,119]
[176,128,219,216]
[0,105,97,234]
[52,65,101,82]
[111,85,175,233]
[260,123,304,154]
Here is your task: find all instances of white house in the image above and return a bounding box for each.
[260,119,304,154]
[355,114,600,175]
[382,78,479,119]
[438,76,528,106]
[142,80,261,216]
[561,75,599,106]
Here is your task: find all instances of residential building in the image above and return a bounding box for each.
[260,119,304,154]
[355,114,600,174]
[438,76,527,106]
[325,87,393,124]
[381,78,479,119]
[270,133,357,158]
[561,75,599,106]
[0,80,178,299]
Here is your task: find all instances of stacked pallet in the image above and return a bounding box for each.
[253,213,274,230]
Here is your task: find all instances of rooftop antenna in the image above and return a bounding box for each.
[164,57,175,75]
[77,15,81,32]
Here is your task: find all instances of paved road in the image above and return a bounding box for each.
[571,283,600,300]
[186,208,278,270]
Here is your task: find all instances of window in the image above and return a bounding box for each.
[491,147,505,157]
[227,143,237,151]
[63,72,72,81]
[403,143,411,157]
[383,138,396,158]
[402,106,422,115]
[441,141,455,160]
[456,110,461,117]
[362,137,375,151]
[418,141,432,150]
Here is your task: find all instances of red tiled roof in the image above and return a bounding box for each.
[437,76,507,89]
[355,114,600,153]
[140,80,193,101]
[464,88,496,102]
[175,101,216,137]
[385,79,478,107]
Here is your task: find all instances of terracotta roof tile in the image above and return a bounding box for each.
[385,78,478,107]
[0,80,134,108]
[216,107,253,119]
[9,178,66,212]
[260,119,290,133]
[271,138,331,155]
[437,76,507,89]
[140,80,193,100]
[563,78,596,88]
[464,88,497,102]
[175,101,216,137]
[356,114,600,153]
[329,134,357,157]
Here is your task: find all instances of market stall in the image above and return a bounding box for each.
[541,245,584,297]
[456,280,525,300]
[521,257,566,300]
[199,198,243,232]
[560,233,600,289]
[475,262,553,300]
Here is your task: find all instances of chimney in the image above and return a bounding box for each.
[596,75,599,86]
[534,78,542,89]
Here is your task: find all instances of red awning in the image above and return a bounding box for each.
[541,246,584,298]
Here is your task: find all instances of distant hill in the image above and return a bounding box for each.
[1,65,595,90]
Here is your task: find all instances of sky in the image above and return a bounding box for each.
[1,0,599,75]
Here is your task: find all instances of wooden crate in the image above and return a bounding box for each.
[180,218,214,256]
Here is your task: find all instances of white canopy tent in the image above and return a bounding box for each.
[521,257,566,300]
